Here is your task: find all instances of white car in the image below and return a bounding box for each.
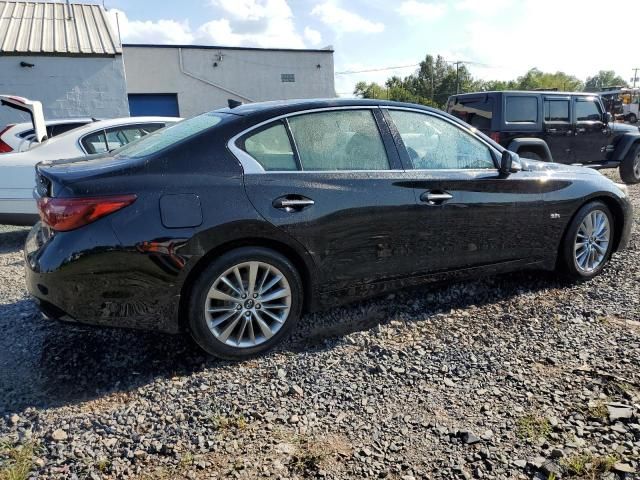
[0,96,180,225]
[0,118,95,153]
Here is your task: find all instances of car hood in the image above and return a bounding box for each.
[609,122,639,134]
[519,158,602,176]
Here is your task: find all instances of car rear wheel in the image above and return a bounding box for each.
[628,113,638,124]
[620,143,640,184]
[188,247,303,359]
[560,201,614,280]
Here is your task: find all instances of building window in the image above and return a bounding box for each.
[281,73,296,83]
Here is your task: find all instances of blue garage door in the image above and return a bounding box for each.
[128,94,179,117]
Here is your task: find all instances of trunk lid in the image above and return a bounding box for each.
[0,95,46,144]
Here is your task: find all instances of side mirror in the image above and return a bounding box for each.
[604,112,612,123]
[500,150,517,175]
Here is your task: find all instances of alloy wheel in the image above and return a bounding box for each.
[574,210,610,273]
[634,152,640,179]
[204,261,291,348]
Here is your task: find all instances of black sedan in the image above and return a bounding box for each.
[24,99,633,359]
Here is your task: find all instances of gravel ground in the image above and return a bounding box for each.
[1,170,639,480]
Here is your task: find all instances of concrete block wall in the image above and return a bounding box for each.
[0,55,129,127]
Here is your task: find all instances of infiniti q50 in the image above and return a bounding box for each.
[24,99,633,358]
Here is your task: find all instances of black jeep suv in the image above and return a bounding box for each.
[447,91,640,184]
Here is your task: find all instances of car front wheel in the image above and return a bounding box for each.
[188,247,303,359]
[620,143,640,184]
[560,201,614,280]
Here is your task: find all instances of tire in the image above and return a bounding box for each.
[620,143,640,184]
[560,201,614,280]
[187,247,303,359]
[518,149,544,161]
[628,113,638,124]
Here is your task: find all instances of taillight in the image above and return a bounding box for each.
[0,124,15,153]
[37,194,137,232]
[489,131,502,143]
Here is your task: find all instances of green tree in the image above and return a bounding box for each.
[516,68,583,91]
[584,70,628,91]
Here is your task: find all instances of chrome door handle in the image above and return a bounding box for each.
[547,128,557,133]
[420,191,453,205]
[273,196,314,212]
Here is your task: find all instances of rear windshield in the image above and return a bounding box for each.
[448,96,494,129]
[114,112,226,158]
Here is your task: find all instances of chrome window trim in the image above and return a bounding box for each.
[228,106,396,174]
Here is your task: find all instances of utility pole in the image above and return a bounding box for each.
[633,68,640,89]
[454,61,462,94]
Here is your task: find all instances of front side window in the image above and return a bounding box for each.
[575,99,602,122]
[505,96,538,123]
[544,100,570,122]
[389,110,495,170]
[288,110,390,171]
[243,122,297,171]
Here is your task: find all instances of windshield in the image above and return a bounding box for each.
[113,112,226,158]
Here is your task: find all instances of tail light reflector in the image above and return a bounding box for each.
[37,194,137,232]
[0,124,15,153]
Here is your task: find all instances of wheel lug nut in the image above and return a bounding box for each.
[236,304,242,310]
[241,294,247,299]
[253,293,258,298]
[244,311,251,317]
[256,304,261,310]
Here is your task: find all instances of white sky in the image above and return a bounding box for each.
[106,0,640,96]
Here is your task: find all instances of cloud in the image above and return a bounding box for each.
[455,0,512,15]
[107,9,194,44]
[311,2,384,34]
[304,27,322,46]
[457,0,640,82]
[397,1,447,21]
[108,0,310,49]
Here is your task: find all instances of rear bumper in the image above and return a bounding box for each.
[24,222,181,334]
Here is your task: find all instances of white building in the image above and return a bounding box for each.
[0,1,129,126]
[123,44,336,118]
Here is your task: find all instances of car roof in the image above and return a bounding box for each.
[216,98,441,117]
[450,91,598,98]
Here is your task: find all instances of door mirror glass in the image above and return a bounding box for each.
[604,112,613,123]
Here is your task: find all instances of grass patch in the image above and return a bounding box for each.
[585,400,608,420]
[562,453,618,478]
[289,435,352,475]
[516,414,552,441]
[0,441,36,480]
[210,414,248,431]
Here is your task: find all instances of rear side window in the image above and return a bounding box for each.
[243,123,297,171]
[544,100,570,122]
[448,96,494,129]
[288,110,390,171]
[575,99,602,122]
[505,97,538,123]
[82,130,107,154]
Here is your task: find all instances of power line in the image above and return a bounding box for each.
[335,63,420,75]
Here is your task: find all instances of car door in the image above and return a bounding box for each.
[238,107,429,292]
[384,108,546,272]
[571,96,608,164]
[542,96,574,163]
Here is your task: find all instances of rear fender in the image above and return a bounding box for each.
[507,138,553,161]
